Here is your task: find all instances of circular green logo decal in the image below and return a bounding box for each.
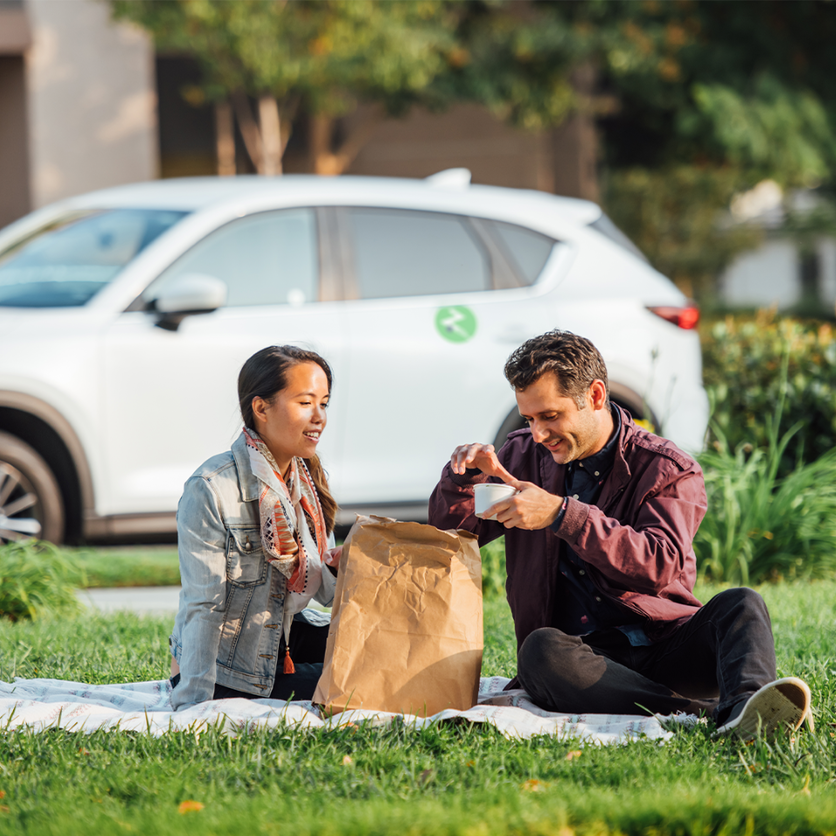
[435,305,477,343]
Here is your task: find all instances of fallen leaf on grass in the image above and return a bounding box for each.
[178,800,204,814]
[0,792,5,799]
[0,806,9,814]
[800,775,811,796]
[565,750,582,761]
[419,769,433,785]
[521,779,545,792]
[342,755,353,766]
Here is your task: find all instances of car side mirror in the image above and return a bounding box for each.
[150,273,228,332]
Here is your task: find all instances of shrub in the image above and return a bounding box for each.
[702,310,836,467]
[0,540,86,622]
[695,412,836,585]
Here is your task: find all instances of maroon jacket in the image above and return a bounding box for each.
[428,407,707,650]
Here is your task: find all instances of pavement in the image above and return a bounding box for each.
[76,586,181,616]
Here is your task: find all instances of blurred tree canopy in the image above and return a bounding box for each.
[112,0,836,294]
[558,0,836,295]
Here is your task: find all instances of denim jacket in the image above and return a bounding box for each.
[169,431,336,710]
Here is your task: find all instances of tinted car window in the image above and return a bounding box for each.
[588,214,648,262]
[486,220,555,286]
[146,209,318,307]
[0,209,186,308]
[346,208,489,299]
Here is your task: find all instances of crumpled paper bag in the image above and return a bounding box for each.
[314,515,483,716]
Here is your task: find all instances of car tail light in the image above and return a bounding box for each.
[647,304,700,330]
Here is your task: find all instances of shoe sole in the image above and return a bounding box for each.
[717,677,811,741]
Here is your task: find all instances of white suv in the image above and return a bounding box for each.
[0,171,707,544]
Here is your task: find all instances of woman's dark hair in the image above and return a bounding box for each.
[504,330,609,408]
[238,345,338,533]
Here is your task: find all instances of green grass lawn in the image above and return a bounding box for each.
[0,581,834,835]
[67,545,180,588]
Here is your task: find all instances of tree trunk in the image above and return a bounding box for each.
[258,94,283,176]
[231,91,263,173]
[215,100,236,176]
[310,109,383,176]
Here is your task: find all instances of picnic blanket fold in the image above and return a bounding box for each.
[0,676,682,744]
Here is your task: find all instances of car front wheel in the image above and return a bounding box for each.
[0,431,65,545]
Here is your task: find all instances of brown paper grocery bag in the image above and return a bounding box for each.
[313,515,483,717]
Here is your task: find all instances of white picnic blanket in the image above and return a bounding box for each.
[0,675,685,744]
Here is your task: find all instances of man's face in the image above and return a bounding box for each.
[515,372,610,464]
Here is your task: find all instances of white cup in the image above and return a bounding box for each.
[474,483,518,520]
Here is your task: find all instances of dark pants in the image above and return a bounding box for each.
[516,588,776,723]
[172,619,329,703]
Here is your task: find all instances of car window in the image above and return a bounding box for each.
[145,209,318,307]
[0,208,186,308]
[588,214,648,263]
[345,208,489,299]
[485,220,555,286]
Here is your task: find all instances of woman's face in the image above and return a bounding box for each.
[251,361,330,476]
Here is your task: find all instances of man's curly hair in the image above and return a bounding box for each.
[504,330,609,409]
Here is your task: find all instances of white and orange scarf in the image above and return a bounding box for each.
[243,428,339,673]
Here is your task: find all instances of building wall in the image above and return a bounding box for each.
[24,0,157,210]
[345,103,558,192]
[0,55,31,228]
[720,237,836,312]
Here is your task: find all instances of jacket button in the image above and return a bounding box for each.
[595,596,601,602]
[579,569,585,575]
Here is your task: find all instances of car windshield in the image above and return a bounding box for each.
[0,208,187,308]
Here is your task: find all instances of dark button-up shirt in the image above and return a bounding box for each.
[429,406,706,653]
[548,406,652,641]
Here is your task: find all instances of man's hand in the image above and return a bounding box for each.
[450,443,564,530]
[484,478,564,531]
[450,443,514,481]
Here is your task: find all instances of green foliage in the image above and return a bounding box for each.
[0,540,85,622]
[111,0,462,115]
[0,581,834,834]
[695,428,836,585]
[572,1,836,186]
[702,311,836,464]
[604,164,762,294]
[692,74,836,186]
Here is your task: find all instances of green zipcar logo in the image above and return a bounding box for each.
[435,305,477,343]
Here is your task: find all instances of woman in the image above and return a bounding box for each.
[169,345,341,710]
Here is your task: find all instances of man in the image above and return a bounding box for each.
[429,330,811,739]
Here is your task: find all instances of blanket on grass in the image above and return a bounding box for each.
[0,676,687,744]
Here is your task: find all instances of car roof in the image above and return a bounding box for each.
[63,174,603,226]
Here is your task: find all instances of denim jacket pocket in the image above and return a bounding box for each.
[226,527,267,587]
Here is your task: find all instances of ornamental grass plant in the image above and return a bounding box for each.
[0,540,85,622]
[695,426,836,585]
[695,347,836,585]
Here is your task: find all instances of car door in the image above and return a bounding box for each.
[333,206,556,512]
[99,207,349,518]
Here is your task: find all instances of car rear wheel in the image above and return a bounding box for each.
[0,431,65,545]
